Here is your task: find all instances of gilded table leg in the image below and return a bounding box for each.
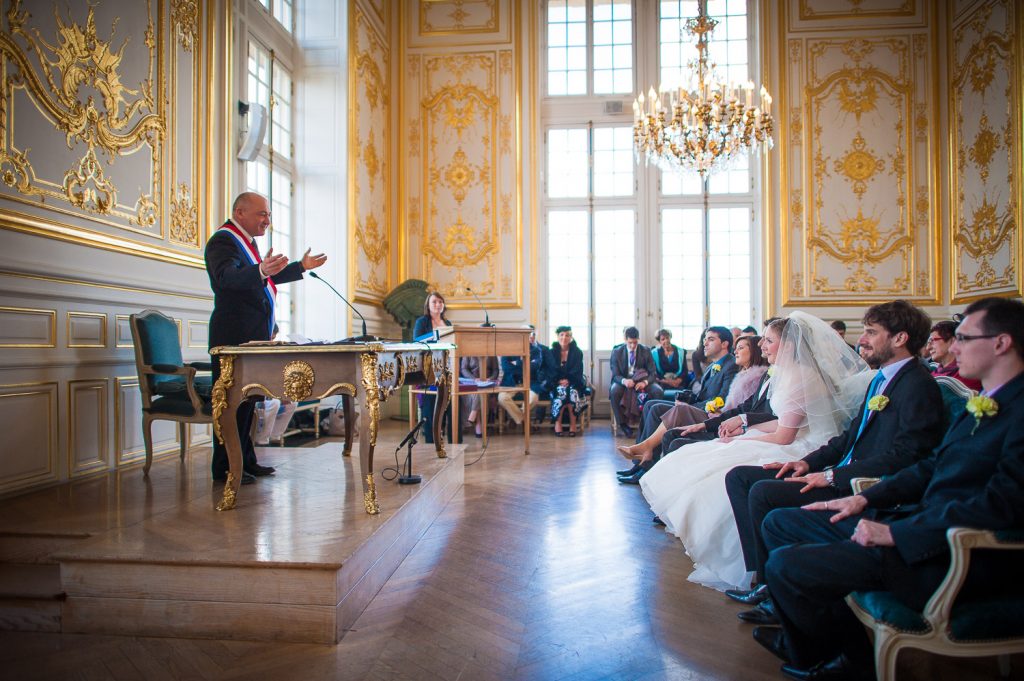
[211,355,240,511]
[433,351,450,458]
[359,353,381,514]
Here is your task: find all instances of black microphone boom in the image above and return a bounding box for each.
[308,271,379,343]
[465,287,495,327]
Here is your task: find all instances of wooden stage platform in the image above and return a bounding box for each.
[0,438,464,644]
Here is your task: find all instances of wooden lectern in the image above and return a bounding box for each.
[410,326,535,454]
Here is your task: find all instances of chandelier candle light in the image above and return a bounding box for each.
[633,0,774,177]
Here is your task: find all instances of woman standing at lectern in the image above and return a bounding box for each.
[413,292,452,443]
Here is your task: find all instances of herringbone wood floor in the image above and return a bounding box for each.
[0,422,1016,680]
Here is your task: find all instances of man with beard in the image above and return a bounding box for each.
[721,301,945,630]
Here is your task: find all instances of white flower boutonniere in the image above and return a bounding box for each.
[867,395,889,412]
[966,395,998,435]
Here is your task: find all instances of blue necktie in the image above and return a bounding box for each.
[838,371,885,467]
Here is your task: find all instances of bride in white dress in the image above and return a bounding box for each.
[639,311,872,591]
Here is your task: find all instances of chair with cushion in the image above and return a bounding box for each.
[845,528,1024,681]
[129,310,213,473]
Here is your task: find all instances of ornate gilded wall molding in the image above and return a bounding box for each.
[949,0,1021,301]
[780,15,939,305]
[350,2,392,303]
[0,0,219,269]
[402,1,521,309]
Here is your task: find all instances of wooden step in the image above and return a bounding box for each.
[0,562,64,633]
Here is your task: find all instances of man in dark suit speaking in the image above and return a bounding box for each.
[205,192,327,484]
[760,296,1024,679]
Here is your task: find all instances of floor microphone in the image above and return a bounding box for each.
[465,287,495,327]
[308,271,379,343]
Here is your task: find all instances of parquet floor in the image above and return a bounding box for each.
[0,421,1016,680]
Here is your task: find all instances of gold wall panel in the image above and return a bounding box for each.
[67,311,108,348]
[350,2,393,304]
[402,0,521,308]
[0,382,58,493]
[68,379,110,476]
[115,314,134,348]
[780,15,939,305]
[0,306,57,347]
[0,0,219,268]
[794,1,923,27]
[115,376,179,465]
[949,0,1022,301]
[407,0,510,47]
[420,0,498,35]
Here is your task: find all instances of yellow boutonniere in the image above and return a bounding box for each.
[867,395,889,412]
[712,363,722,372]
[704,396,725,414]
[966,395,998,435]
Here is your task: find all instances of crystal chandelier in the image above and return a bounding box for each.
[632,0,774,177]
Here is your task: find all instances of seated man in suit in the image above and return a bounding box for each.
[497,326,553,427]
[632,326,739,449]
[755,296,1024,680]
[609,326,663,436]
[723,301,945,624]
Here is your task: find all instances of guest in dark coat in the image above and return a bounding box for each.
[652,328,686,391]
[545,326,588,436]
[759,297,1024,678]
[609,326,663,434]
[498,327,553,426]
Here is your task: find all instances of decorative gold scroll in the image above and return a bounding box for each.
[949,0,1021,300]
[780,20,939,305]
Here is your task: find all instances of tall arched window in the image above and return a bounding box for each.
[541,0,763,410]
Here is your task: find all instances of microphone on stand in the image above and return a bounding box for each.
[308,271,378,343]
[465,287,495,327]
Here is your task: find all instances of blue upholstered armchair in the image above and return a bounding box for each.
[129,310,213,473]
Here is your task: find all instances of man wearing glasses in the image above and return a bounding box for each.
[205,192,327,485]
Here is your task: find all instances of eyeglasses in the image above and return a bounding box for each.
[954,333,999,343]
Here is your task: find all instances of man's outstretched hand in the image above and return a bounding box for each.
[301,248,327,271]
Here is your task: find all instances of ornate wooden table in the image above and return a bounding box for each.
[209,342,453,513]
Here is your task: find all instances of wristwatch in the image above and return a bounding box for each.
[824,469,836,487]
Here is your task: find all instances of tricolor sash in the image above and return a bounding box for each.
[219,221,277,338]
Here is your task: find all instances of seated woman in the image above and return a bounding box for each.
[639,312,871,591]
[652,328,686,391]
[927,320,982,390]
[617,334,769,464]
[412,292,452,443]
[545,326,588,436]
[460,355,498,437]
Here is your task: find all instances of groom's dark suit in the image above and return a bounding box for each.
[205,224,305,477]
[725,358,944,579]
[762,370,1024,669]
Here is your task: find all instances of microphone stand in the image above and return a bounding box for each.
[465,287,495,327]
[308,271,379,343]
[396,417,426,485]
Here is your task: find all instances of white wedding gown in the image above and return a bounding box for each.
[639,426,819,591]
[639,310,874,592]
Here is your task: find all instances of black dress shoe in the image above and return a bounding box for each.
[725,583,770,605]
[618,470,644,484]
[738,599,779,625]
[213,471,256,485]
[245,463,276,476]
[652,515,666,526]
[616,463,642,476]
[752,626,790,664]
[781,653,869,681]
